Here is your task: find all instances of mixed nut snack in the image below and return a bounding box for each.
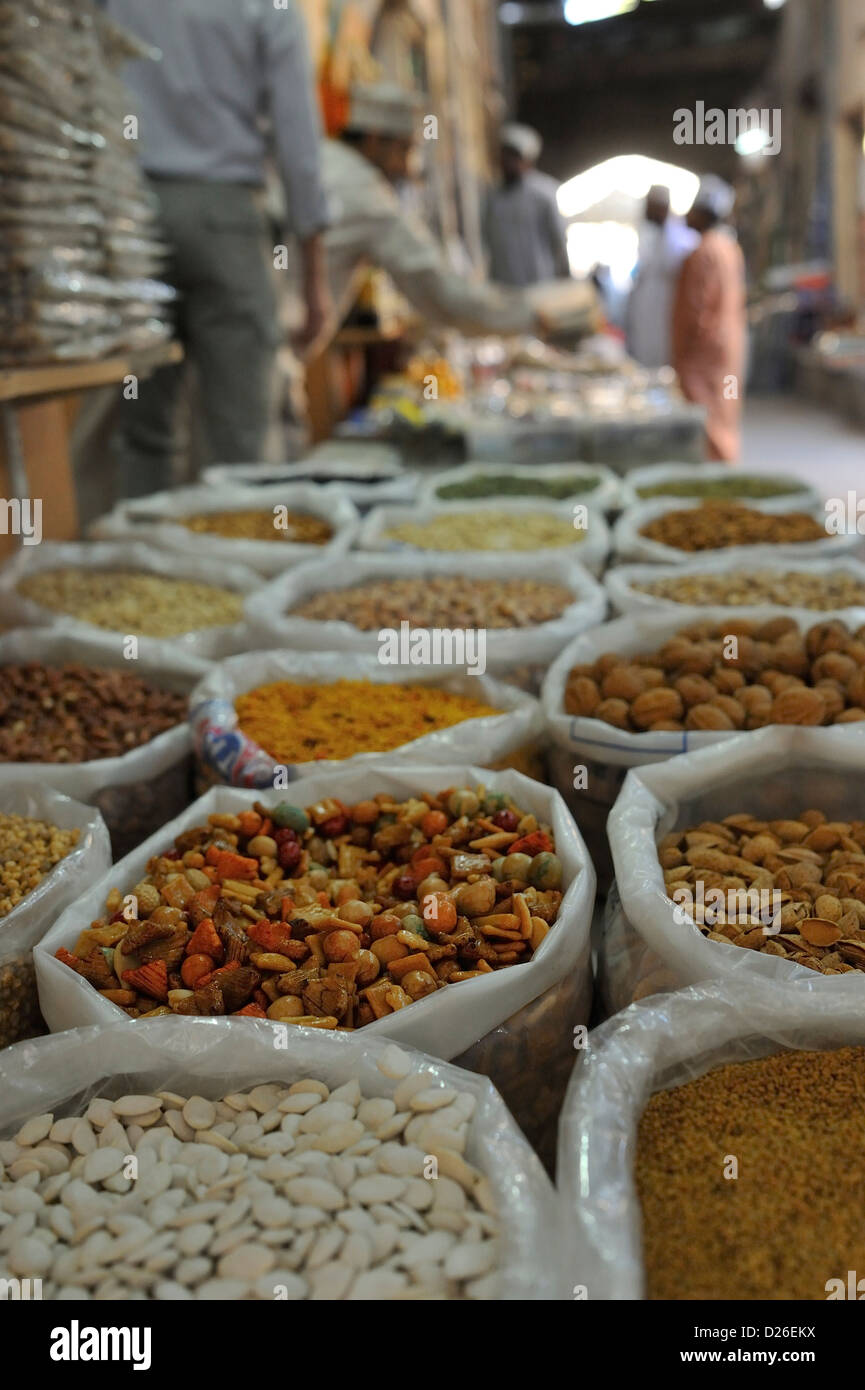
[635,474,807,501]
[565,617,865,732]
[659,807,865,975]
[0,663,188,763]
[385,511,581,552]
[55,788,563,1024]
[0,1051,500,1300]
[435,471,601,502]
[291,575,575,631]
[631,568,865,611]
[180,510,332,545]
[235,681,500,765]
[639,500,829,552]
[17,569,244,638]
[637,1047,865,1299]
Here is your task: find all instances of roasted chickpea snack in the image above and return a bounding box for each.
[55,789,562,1027]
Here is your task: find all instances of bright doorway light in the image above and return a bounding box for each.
[764,0,786,9]
[558,154,700,219]
[566,220,639,287]
[563,0,638,25]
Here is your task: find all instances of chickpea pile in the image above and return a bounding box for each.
[55,789,563,1027]
[565,617,865,733]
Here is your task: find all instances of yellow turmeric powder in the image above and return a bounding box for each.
[235,680,501,763]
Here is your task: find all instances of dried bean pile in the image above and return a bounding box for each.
[660,807,865,975]
[0,1050,500,1300]
[637,1047,865,1300]
[291,575,575,631]
[639,500,829,552]
[632,568,865,611]
[181,510,332,545]
[17,569,244,638]
[565,617,865,732]
[385,510,580,552]
[0,663,187,763]
[635,474,807,501]
[55,788,563,1025]
[0,812,79,920]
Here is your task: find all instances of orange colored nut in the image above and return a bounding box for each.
[181,953,214,987]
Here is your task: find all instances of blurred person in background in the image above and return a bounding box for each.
[626,185,698,368]
[103,0,331,494]
[483,123,571,288]
[672,175,746,462]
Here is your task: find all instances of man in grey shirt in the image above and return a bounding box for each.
[483,123,571,288]
[104,0,330,490]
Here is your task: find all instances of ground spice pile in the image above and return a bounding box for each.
[636,1046,865,1300]
[235,680,500,763]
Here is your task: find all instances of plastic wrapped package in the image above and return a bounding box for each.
[603,725,865,1011]
[613,495,859,566]
[0,540,261,661]
[0,629,208,857]
[0,1016,564,1300]
[419,461,624,513]
[358,501,611,577]
[618,461,821,511]
[605,553,865,621]
[190,650,544,790]
[91,484,361,579]
[36,765,596,1151]
[245,552,608,681]
[0,783,110,1050]
[558,978,865,1300]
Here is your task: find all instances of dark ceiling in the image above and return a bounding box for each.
[501,0,783,180]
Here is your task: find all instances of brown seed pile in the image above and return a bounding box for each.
[0,663,188,763]
[181,510,332,545]
[291,575,575,631]
[17,569,244,638]
[632,568,865,611]
[564,617,865,733]
[660,808,865,974]
[639,500,829,552]
[637,1046,865,1300]
[0,812,80,919]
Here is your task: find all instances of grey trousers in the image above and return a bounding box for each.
[114,177,279,498]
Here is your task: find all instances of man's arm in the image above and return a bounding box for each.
[261,3,331,347]
[545,187,572,279]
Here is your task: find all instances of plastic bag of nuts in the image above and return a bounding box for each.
[605,555,865,621]
[90,483,360,578]
[36,766,595,1156]
[604,724,865,1009]
[246,552,608,682]
[0,629,206,858]
[612,497,860,567]
[0,1016,563,1299]
[189,650,543,791]
[0,540,261,660]
[558,978,865,1300]
[0,784,110,1051]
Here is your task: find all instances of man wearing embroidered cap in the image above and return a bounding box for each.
[672,175,747,461]
[483,123,571,288]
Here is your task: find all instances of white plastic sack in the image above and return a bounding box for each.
[0,540,261,661]
[357,501,611,577]
[419,461,623,514]
[190,650,544,788]
[542,605,865,769]
[244,553,608,675]
[90,483,360,577]
[605,553,865,622]
[37,765,595,1152]
[558,978,865,1300]
[202,461,418,511]
[0,783,110,1049]
[605,724,865,1002]
[613,496,860,566]
[0,1016,563,1300]
[619,461,821,512]
[0,628,204,855]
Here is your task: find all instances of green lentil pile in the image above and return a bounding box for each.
[636,1046,865,1300]
[436,472,601,502]
[636,474,808,501]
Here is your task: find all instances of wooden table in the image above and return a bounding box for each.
[0,342,182,559]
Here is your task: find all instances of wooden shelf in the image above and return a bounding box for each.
[0,341,183,403]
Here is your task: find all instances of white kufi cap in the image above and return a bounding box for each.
[347,82,421,140]
[501,122,543,162]
[692,173,736,219]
